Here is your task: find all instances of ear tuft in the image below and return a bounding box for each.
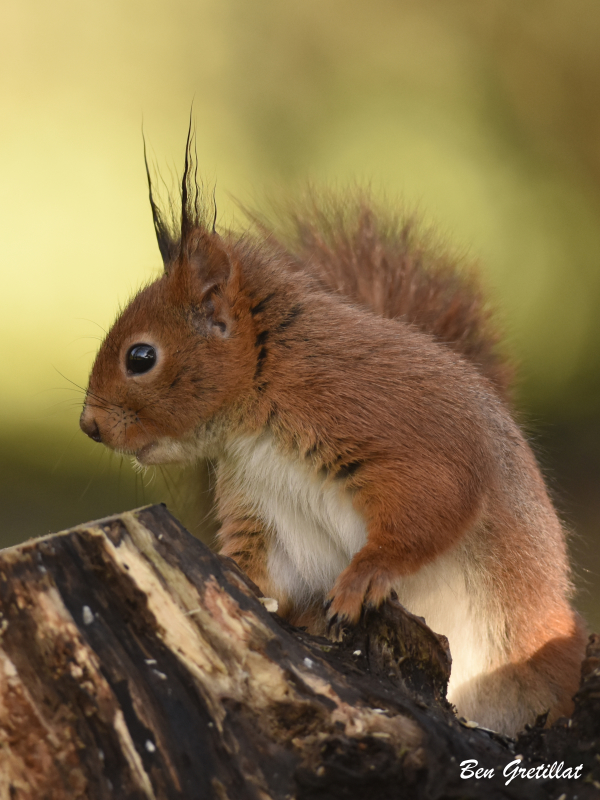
[142,111,218,273]
[143,131,179,267]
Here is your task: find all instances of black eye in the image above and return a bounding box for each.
[126,344,157,374]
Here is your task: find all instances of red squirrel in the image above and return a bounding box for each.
[80,136,586,736]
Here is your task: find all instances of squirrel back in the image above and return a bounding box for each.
[259,192,512,400]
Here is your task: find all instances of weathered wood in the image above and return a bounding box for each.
[0,505,597,799]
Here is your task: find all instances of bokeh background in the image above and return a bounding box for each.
[1,0,599,628]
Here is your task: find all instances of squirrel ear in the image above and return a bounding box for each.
[185,233,238,338]
[187,231,234,298]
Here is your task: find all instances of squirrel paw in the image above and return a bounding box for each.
[325,551,397,635]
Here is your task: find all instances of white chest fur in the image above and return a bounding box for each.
[221,433,499,711]
[222,433,368,605]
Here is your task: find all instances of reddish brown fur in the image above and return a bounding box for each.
[263,192,513,399]
[80,148,586,736]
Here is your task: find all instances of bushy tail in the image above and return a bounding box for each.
[264,191,512,401]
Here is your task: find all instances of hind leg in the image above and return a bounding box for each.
[449,623,586,735]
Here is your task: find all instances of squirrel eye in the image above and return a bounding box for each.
[126,344,157,375]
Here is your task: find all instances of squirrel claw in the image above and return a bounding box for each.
[326,612,338,634]
[326,611,352,641]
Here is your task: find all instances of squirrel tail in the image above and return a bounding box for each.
[262,190,513,401]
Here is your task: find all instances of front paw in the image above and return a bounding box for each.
[325,552,397,635]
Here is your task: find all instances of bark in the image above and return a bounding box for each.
[0,504,597,800]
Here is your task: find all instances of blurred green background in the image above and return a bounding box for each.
[1,0,599,627]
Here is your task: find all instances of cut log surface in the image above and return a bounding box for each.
[0,505,598,800]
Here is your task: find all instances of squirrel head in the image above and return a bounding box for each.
[80,135,257,464]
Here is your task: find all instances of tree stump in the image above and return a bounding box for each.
[0,504,598,799]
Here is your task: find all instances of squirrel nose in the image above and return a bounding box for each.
[80,411,102,443]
